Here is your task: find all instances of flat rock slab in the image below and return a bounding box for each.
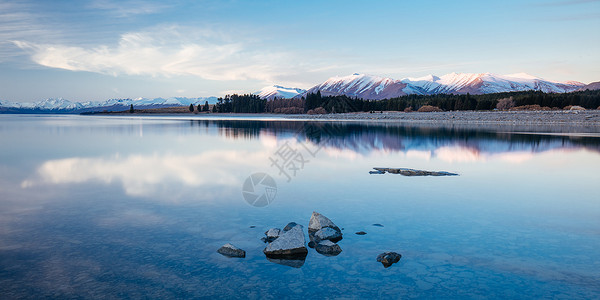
[217,243,246,258]
[263,225,308,258]
[377,252,401,268]
[372,168,458,176]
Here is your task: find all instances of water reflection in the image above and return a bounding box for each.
[2,116,600,298]
[205,120,600,155]
[20,119,600,199]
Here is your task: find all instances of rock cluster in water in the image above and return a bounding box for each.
[371,167,458,176]
[219,211,402,268]
[308,211,343,256]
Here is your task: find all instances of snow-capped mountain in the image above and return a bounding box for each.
[0,97,218,113]
[0,98,84,110]
[255,85,306,100]
[298,72,586,100]
[302,73,408,100]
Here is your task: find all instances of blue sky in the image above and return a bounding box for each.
[1,0,599,102]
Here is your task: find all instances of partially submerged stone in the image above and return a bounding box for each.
[315,240,342,256]
[217,243,246,258]
[314,227,343,243]
[372,168,458,176]
[283,222,299,232]
[355,231,367,235]
[263,228,281,243]
[263,225,308,258]
[377,252,401,268]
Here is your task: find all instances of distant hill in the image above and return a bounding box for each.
[577,81,600,91]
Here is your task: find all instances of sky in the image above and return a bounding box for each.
[0,0,599,102]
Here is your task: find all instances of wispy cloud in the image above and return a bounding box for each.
[13,25,290,81]
[88,0,170,17]
[0,1,60,62]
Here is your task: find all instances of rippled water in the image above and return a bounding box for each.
[1,114,599,299]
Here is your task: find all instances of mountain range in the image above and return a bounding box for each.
[298,72,588,100]
[1,72,598,113]
[0,97,217,113]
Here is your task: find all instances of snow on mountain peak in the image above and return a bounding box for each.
[255,85,306,99]
[505,72,540,80]
[304,72,586,99]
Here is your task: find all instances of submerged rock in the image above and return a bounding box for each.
[372,168,458,176]
[283,222,299,232]
[263,225,308,258]
[355,231,367,235]
[315,240,342,256]
[372,223,384,227]
[377,252,401,268]
[314,227,343,243]
[217,243,246,258]
[263,228,281,243]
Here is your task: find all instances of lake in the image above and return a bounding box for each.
[0,114,599,299]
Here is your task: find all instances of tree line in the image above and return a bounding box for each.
[213,89,600,114]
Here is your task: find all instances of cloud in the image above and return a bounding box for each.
[13,26,288,81]
[0,1,60,62]
[89,0,170,17]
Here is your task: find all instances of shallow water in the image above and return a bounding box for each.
[0,114,599,299]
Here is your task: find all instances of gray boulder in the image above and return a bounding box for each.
[315,240,342,256]
[217,243,246,258]
[308,211,343,244]
[308,211,341,233]
[314,227,343,243]
[377,252,401,268]
[263,225,308,258]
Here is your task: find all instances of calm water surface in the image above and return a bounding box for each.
[0,114,599,299]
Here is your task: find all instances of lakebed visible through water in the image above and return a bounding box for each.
[0,114,599,298]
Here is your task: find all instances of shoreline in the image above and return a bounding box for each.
[91,109,600,127]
